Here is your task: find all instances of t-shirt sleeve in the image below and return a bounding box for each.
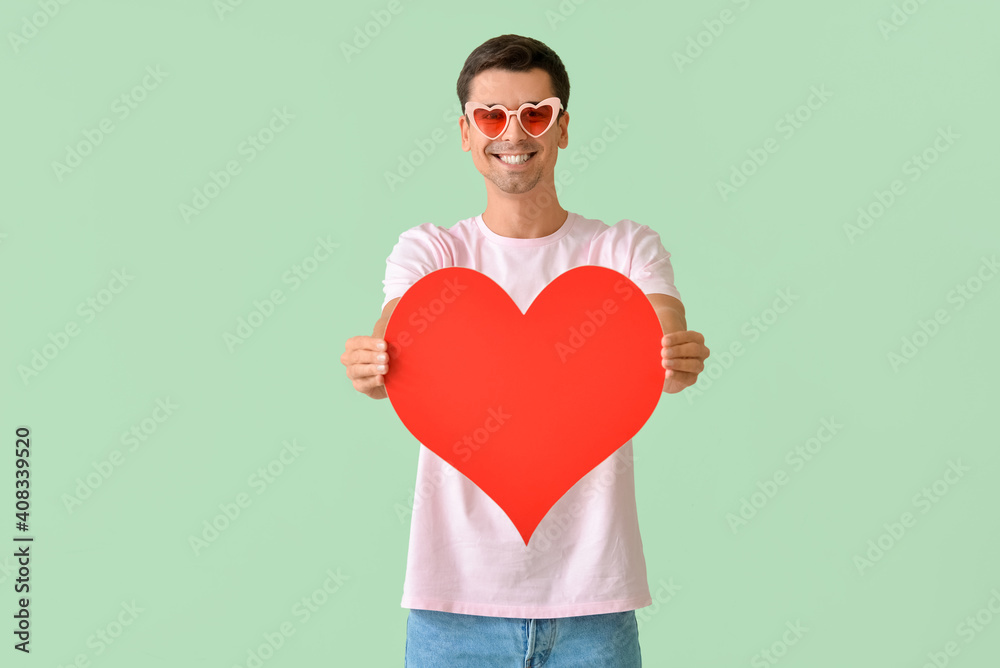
[625,221,682,303]
[380,223,451,313]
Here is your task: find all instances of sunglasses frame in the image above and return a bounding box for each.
[464,96,565,140]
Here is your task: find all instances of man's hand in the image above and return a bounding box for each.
[341,336,390,399]
[661,331,710,394]
[645,293,709,394]
[342,298,399,400]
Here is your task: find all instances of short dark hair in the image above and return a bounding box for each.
[457,34,569,122]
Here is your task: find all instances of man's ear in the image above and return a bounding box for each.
[460,114,471,152]
[557,111,569,150]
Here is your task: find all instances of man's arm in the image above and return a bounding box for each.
[646,292,709,393]
[646,293,686,335]
[374,297,401,340]
[366,297,401,400]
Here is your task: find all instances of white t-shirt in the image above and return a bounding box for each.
[381,210,682,618]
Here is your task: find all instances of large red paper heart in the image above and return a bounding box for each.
[384,266,664,545]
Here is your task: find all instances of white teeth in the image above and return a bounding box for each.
[497,153,532,164]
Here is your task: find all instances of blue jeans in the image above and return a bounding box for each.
[404,608,642,667]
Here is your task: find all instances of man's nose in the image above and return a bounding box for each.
[501,112,528,141]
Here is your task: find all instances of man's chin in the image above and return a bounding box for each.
[490,179,538,195]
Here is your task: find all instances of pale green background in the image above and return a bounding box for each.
[2,0,999,666]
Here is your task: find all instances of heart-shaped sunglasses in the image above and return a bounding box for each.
[464,96,564,140]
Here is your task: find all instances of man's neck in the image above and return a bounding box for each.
[481,193,569,240]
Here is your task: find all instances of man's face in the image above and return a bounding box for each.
[460,67,569,195]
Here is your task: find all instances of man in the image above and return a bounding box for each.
[341,34,710,667]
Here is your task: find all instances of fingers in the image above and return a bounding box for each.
[663,370,698,392]
[343,336,391,395]
[660,334,708,388]
[662,331,705,346]
[347,357,388,385]
[352,371,386,394]
[345,354,390,378]
[662,356,705,374]
[344,335,387,354]
[661,341,710,360]
[342,337,390,367]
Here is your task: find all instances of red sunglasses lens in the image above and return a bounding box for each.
[472,108,509,138]
[519,104,554,136]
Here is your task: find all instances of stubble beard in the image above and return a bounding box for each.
[487,162,543,194]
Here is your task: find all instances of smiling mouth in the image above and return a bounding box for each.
[492,152,537,165]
